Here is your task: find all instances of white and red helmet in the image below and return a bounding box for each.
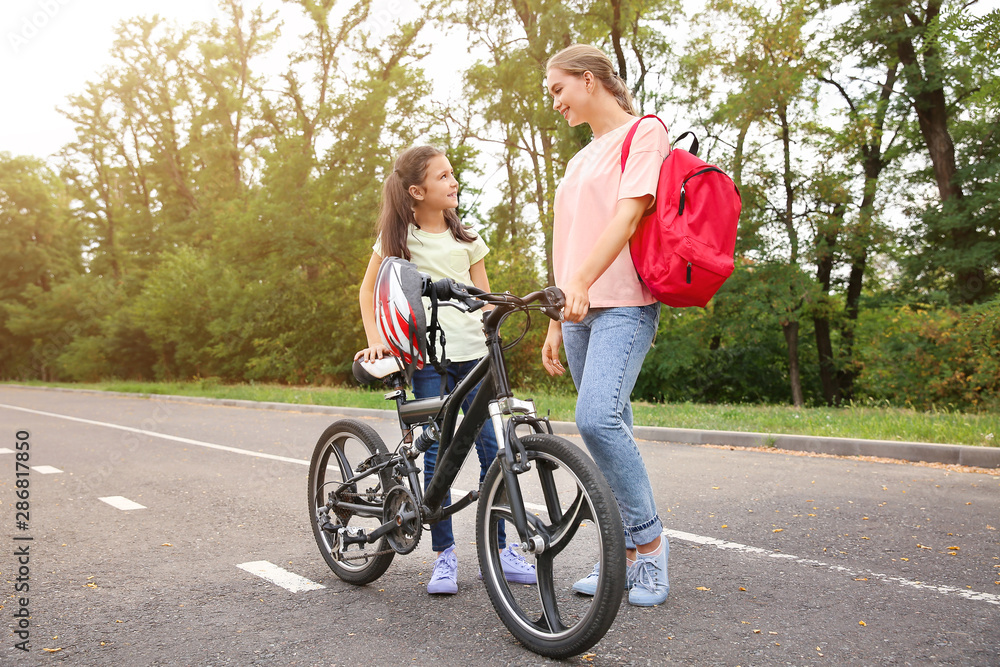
[374,257,427,377]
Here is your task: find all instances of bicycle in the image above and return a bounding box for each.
[307,260,626,658]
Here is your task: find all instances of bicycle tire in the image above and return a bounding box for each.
[476,433,626,658]
[308,419,395,585]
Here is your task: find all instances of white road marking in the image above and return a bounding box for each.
[0,403,308,466]
[32,465,63,474]
[99,496,146,511]
[663,528,1000,606]
[0,447,14,454]
[237,561,325,592]
[6,401,997,607]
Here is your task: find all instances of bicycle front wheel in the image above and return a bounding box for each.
[476,433,626,658]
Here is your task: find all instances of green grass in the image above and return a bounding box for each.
[12,380,999,447]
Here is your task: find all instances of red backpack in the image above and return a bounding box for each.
[621,115,741,308]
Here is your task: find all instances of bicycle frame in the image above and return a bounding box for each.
[332,288,558,552]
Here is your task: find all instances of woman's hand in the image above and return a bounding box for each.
[541,321,565,376]
[562,276,591,323]
[354,343,391,363]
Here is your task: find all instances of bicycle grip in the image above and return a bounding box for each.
[540,286,565,322]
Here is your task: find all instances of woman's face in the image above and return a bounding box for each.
[546,67,590,127]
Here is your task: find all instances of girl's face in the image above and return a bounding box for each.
[411,154,459,211]
[546,67,590,127]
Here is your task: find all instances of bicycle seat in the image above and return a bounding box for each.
[353,356,406,386]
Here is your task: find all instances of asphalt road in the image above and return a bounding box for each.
[1,386,998,666]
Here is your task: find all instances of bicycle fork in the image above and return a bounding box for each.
[488,398,553,555]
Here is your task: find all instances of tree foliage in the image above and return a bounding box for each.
[0,0,997,412]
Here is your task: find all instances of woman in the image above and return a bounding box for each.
[542,44,669,606]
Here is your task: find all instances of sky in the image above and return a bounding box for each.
[2,0,228,159]
[0,0,443,161]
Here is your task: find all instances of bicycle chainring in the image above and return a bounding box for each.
[383,485,422,555]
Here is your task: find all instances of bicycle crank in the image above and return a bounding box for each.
[383,485,422,555]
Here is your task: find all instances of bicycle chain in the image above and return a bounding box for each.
[339,548,396,561]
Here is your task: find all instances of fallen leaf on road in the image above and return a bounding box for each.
[43,648,62,653]
[696,586,711,591]
[947,546,960,550]
[773,528,784,533]
[917,544,931,550]
[859,621,867,626]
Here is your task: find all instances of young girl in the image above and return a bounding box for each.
[355,145,536,595]
[542,45,669,606]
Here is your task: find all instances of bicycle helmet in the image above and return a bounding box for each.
[374,256,427,378]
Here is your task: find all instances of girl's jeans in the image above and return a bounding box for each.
[561,304,663,549]
[412,359,505,552]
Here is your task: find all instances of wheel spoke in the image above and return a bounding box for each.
[534,553,567,633]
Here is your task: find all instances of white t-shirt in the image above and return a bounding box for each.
[374,225,490,362]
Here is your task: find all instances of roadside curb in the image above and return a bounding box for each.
[7,385,999,469]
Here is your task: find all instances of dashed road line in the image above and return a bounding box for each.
[237,561,325,592]
[32,465,63,474]
[99,496,146,511]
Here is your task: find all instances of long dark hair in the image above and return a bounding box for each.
[376,145,475,260]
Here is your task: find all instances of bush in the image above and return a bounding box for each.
[854,299,1000,411]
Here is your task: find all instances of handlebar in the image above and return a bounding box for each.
[420,275,565,323]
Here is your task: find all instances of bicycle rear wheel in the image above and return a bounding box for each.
[476,433,626,658]
[308,419,395,585]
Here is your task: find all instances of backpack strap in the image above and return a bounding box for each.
[620,114,669,172]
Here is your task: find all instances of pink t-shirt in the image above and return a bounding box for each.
[553,117,669,307]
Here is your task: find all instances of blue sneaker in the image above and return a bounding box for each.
[571,560,636,596]
[628,541,669,606]
[499,544,536,584]
[427,545,458,595]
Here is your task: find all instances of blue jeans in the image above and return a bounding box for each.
[412,359,505,552]
[561,304,662,549]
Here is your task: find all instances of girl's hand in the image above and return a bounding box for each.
[541,322,565,376]
[354,343,391,363]
[562,276,590,323]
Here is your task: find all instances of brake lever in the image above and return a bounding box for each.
[434,278,486,313]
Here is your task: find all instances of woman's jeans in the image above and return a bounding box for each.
[561,304,663,549]
[412,359,504,552]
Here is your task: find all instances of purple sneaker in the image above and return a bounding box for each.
[427,545,458,595]
[499,544,536,585]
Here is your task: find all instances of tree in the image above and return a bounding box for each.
[0,154,83,379]
[849,0,998,303]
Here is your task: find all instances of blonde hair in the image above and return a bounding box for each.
[546,44,637,116]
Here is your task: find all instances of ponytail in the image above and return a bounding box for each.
[376,146,475,260]
[546,44,638,116]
